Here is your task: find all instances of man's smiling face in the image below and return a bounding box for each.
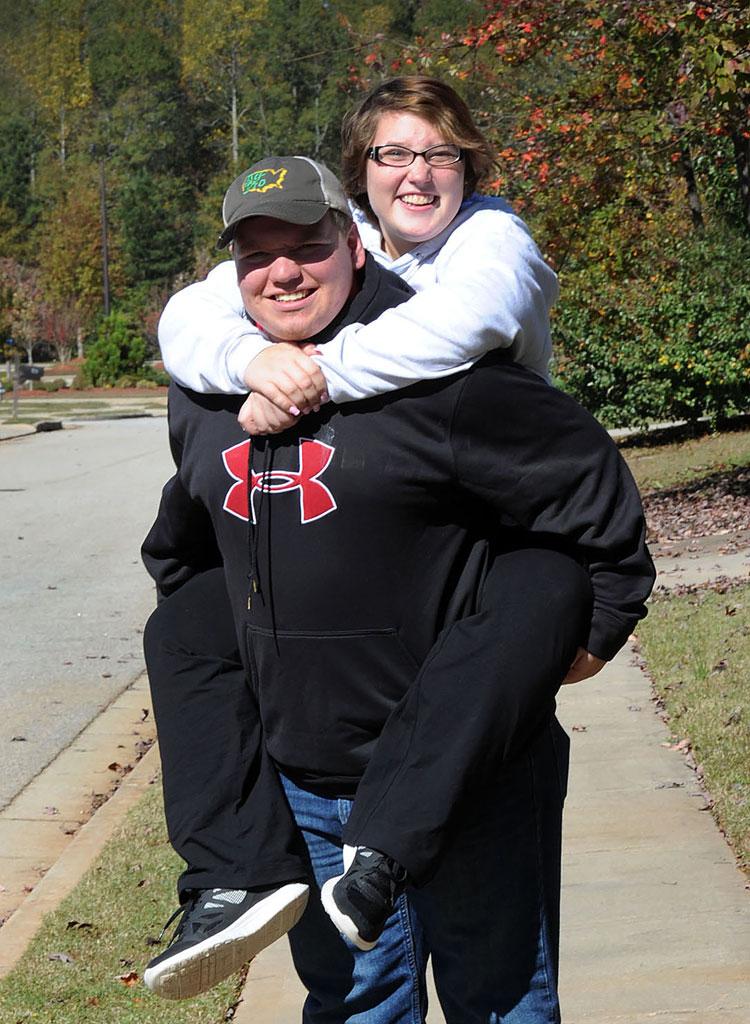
[233,214,366,342]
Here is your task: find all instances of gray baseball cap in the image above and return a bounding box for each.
[218,156,350,249]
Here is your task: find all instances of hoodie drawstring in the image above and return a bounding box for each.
[246,439,274,610]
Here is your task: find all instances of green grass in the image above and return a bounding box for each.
[1,400,111,426]
[621,425,750,493]
[1,396,167,425]
[637,584,750,872]
[0,785,242,1023]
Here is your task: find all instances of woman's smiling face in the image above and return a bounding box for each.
[365,111,466,259]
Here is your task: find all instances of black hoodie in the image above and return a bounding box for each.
[143,255,655,791]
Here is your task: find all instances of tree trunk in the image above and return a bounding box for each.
[76,325,84,359]
[58,330,77,363]
[732,128,750,237]
[231,86,238,166]
[314,95,321,157]
[231,48,239,167]
[677,143,704,233]
[99,160,110,316]
[257,85,269,152]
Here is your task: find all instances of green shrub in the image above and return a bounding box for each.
[108,368,170,389]
[553,228,750,428]
[80,312,149,387]
[36,378,68,392]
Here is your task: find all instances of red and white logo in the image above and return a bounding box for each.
[222,438,337,524]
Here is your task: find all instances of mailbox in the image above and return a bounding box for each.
[18,365,44,382]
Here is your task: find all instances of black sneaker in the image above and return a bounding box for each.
[143,882,308,999]
[320,846,407,951]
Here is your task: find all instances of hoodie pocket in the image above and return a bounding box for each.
[246,625,419,778]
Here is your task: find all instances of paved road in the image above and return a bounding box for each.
[0,418,173,809]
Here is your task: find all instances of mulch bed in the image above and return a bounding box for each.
[643,466,750,543]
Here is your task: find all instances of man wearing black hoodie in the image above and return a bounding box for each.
[143,156,654,1021]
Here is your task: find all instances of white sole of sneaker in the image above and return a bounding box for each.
[320,875,377,952]
[143,882,309,1000]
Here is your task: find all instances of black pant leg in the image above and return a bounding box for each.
[343,547,591,884]
[143,568,308,895]
[410,717,569,1023]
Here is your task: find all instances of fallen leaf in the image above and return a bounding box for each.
[117,971,140,986]
[66,920,93,931]
[107,762,123,772]
[725,605,737,616]
[48,952,74,963]
[571,724,587,733]
[43,806,59,816]
[11,736,27,742]
[86,997,100,1007]
[724,707,742,726]
[140,708,150,721]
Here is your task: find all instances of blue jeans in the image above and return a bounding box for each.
[280,716,569,1024]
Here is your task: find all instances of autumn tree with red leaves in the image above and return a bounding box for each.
[353,1,750,426]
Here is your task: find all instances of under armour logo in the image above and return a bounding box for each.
[222,438,337,524]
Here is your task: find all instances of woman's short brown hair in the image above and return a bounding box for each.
[340,76,495,224]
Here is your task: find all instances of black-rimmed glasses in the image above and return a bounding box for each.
[367,144,464,168]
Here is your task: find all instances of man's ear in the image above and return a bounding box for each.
[347,224,366,270]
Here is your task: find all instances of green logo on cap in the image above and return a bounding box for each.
[241,168,287,194]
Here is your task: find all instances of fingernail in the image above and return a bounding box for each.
[321,392,329,403]
[313,404,320,413]
[290,405,301,416]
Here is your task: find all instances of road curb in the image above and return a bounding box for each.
[0,744,161,979]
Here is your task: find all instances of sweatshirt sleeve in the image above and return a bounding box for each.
[450,361,655,661]
[158,259,272,393]
[141,474,222,599]
[141,400,222,598]
[316,205,558,403]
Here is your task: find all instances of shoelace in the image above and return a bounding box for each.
[353,852,406,901]
[156,894,198,948]
[156,890,241,948]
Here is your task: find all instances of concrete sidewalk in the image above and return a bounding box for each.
[556,646,750,1023]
